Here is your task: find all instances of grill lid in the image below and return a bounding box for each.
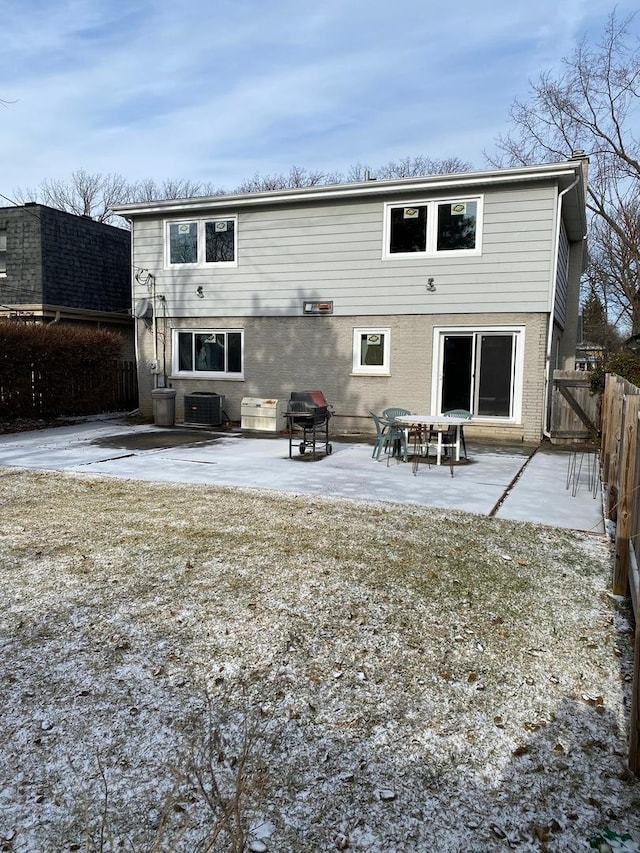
[287,390,332,422]
[290,390,330,408]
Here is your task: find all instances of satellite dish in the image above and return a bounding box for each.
[133,298,152,319]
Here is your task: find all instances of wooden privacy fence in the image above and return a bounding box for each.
[0,359,138,419]
[600,372,640,773]
[549,369,600,443]
[111,360,138,412]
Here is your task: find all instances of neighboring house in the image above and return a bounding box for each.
[0,203,133,356]
[575,343,606,371]
[113,158,588,442]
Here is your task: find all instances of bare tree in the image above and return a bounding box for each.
[233,165,341,193]
[14,169,131,223]
[584,191,640,335]
[130,177,224,202]
[235,156,473,193]
[13,172,226,226]
[370,154,472,180]
[488,11,640,331]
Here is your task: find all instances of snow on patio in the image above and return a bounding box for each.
[0,419,604,532]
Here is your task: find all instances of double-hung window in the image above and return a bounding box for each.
[172,329,244,378]
[352,328,390,375]
[166,217,237,267]
[384,197,481,258]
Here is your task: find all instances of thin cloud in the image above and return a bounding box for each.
[1,0,638,194]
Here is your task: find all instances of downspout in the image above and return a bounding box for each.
[543,175,580,438]
[150,272,158,386]
[129,215,159,391]
[126,216,142,388]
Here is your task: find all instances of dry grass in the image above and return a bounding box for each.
[0,468,638,852]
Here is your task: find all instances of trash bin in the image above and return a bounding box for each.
[151,388,176,427]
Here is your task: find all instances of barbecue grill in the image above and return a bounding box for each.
[285,390,333,459]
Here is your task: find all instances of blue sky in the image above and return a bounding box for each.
[1,0,638,197]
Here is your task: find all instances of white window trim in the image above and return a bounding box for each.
[430,324,525,422]
[164,216,238,269]
[382,195,483,259]
[171,327,245,380]
[352,327,391,376]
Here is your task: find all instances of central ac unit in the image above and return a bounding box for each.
[184,392,224,426]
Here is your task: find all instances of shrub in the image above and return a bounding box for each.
[589,350,640,395]
[0,320,124,418]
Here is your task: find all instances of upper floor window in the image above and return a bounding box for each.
[166,217,237,267]
[172,328,244,378]
[384,198,481,258]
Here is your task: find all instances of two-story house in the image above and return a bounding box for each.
[114,159,587,442]
[0,203,133,356]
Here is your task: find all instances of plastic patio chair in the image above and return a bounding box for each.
[442,408,472,459]
[369,411,390,460]
[370,411,406,462]
[382,406,412,421]
[381,407,415,462]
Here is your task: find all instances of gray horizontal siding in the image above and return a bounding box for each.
[131,183,557,317]
[554,221,569,325]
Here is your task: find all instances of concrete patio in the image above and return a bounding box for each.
[0,417,604,533]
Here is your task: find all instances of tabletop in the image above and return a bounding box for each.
[394,414,471,427]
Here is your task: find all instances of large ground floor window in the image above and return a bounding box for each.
[433,327,524,420]
[172,329,244,378]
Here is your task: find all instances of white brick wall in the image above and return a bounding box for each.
[138,311,550,442]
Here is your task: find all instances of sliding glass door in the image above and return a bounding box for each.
[438,330,521,419]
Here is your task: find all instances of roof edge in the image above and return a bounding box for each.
[112,160,585,217]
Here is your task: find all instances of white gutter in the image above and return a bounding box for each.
[543,175,580,438]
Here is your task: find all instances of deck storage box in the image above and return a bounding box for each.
[241,398,286,432]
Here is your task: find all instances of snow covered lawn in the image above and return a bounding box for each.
[0,469,638,852]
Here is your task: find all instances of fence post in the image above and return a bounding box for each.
[629,413,640,775]
[604,376,623,521]
[631,617,640,774]
[613,395,640,595]
[602,373,622,489]
[601,374,614,484]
